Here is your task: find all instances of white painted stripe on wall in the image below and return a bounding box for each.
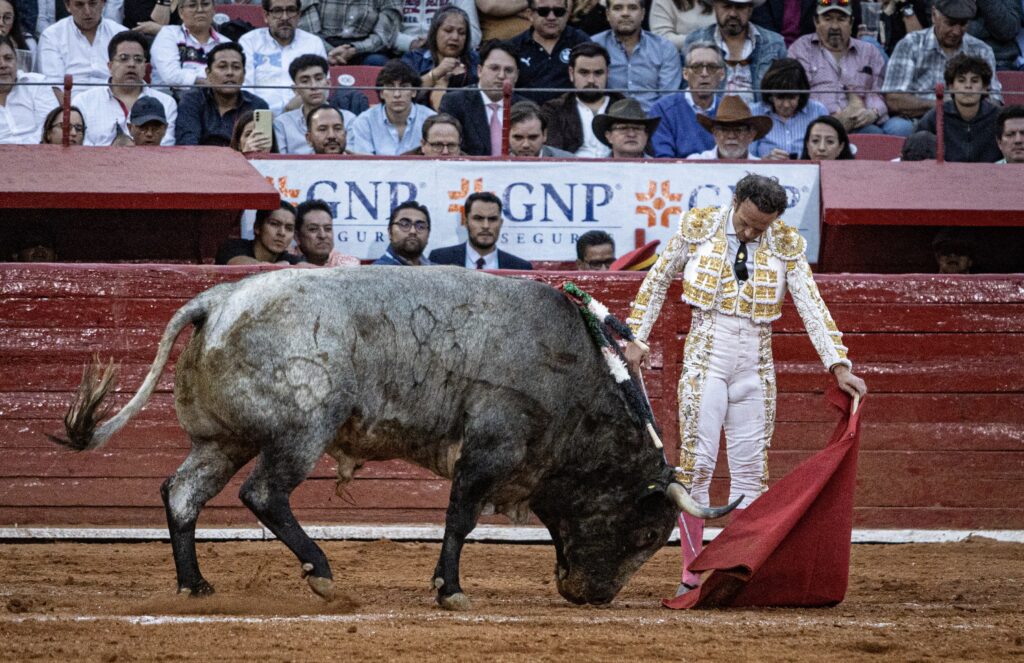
[1,526,1022,544]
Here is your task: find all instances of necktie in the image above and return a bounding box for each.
[475,257,486,269]
[734,242,749,282]
[488,102,502,156]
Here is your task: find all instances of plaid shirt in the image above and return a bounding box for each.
[300,0,402,54]
[882,27,1002,104]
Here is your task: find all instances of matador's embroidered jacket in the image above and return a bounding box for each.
[626,205,852,371]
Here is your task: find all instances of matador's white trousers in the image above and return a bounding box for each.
[678,309,776,510]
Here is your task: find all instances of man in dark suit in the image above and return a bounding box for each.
[438,40,525,156]
[429,192,533,270]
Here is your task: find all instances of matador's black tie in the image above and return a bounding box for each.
[734,242,749,282]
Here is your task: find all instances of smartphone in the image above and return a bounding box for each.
[253,109,273,138]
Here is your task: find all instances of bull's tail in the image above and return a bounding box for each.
[49,286,227,452]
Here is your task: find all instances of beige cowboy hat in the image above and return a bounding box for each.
[593,98,661,147]
[697,95,773,140]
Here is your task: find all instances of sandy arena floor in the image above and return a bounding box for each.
[1,538,1022,662]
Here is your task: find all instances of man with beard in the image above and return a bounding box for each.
[883,0,1001,136]
[374,201,434,266]
[176,43,269,146]
[429,191,532,269]
[789,0,895,135]
[274,54,356,154]
[294,199,360,267]
[216,201,303,265]
[592,97,659,158]
[683,0,787,105]
[239,0,328,114]
[592,0,681,113]
[542,42,623,157]
[0,36,58,144]
[305,104,349,153]
[76,31,177,146]
[507,100,573,156]
[509,0,592,104]
[686,94,769,159]
[649,41,725,157]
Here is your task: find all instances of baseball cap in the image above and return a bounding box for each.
[816,0,852,15]
[934,0,976,20]
[129,97,167,126]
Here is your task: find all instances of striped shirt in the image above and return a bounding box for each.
[750,98,829,158]
[299,0,402,54]
[882,27,1001,104]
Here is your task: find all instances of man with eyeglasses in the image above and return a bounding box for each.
[682,0,787,105]
[275,54,355,153]
[239,0,327,114]
[649,41,724,157]
[591,97,659,158]
[176,42,269,145]
[788,0,895,135]
[624,173,866,600]
[37,0,127,96]
[0,36,56,144]
[429,191,533,269]
[438,39,525,156]
[575,230,616,270]
[591,0,682,113]
[299,0,401,66]
[75,30,177,145]
[150,0,230,90]
[373,200,434,266]
[415,113,463,156]
[883,0,1001,135]
[509,0,592,104]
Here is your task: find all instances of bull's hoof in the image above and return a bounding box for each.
[306,575,336,601]
[178,579,215,597]
[437,592,471,611]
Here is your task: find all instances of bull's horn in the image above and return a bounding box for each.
[646,423,663,449]
[666,482,743,519]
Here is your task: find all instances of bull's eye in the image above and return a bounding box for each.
[636,528,660,548]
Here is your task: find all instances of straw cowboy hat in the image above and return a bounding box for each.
[593,98,662,147]
[696,95,773,140]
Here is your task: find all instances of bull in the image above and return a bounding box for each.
[52,267,738,609]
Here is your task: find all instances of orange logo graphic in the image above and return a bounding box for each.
[635,180,682,227]
[267,175,300,199]
[447,177,487,214]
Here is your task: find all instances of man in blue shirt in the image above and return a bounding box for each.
[175,43,269,146]
[349,59,436,155]
[509,0,592,104]
[374,201,434,266]
[591,0,682,113]
[649,41,724,158]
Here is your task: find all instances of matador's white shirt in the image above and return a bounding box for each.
[627,204,852,371]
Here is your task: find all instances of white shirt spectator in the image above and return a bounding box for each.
[76,84,177,145]
[238,27,327,114]
[575,97,612,158]
[395,0,449,52]
[36,0,124,35]
[273,104,356,154]
[686,146,760,159]
[0,72,58,144]
[465,243,497,269]
[150,24,230,88]
[37,17,127,93]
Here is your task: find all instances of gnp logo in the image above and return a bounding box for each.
[446,178,614,222]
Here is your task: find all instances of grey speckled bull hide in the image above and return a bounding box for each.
[52,267,737,610]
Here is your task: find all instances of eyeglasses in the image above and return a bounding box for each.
[427,141,460,152]
[816,0,850,6]
[266,6,300,17]
[392,218,429,232]
[113,54,146,64]
[535,6,568,17]
[686,63,723,73]
[180,1,213,10]
[51,123,85,133]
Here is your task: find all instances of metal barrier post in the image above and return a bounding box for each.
[502,79,512,157]
[62,74,73,147]
[935,83,945,163]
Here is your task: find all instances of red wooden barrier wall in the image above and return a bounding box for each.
[1,264,1022,530]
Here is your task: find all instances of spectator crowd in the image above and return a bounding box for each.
[2,0,1022,270]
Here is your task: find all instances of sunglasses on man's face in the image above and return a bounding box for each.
[535,6,568,17]
[816,0,850,6]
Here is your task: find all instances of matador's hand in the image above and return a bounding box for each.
[832,365,867,399]
[624,340,650,373]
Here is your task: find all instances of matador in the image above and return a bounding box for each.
[624,174,867,598]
